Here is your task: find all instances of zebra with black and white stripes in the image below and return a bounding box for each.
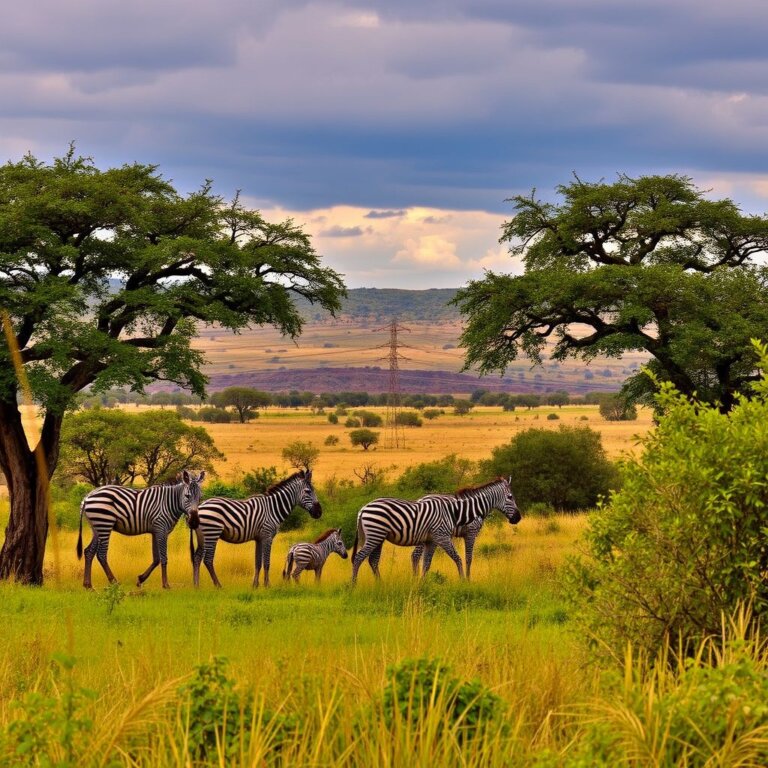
[283,528,348,583]
[351,477,520,583]
[191,470,322,588]
[411,480,521,579]
[77,470,206,590]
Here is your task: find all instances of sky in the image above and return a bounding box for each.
[2,0,768,288]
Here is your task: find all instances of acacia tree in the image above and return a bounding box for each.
[455,175,768,412]
[209,387,271,423]
[0,148,344,584]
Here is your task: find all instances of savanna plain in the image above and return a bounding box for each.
[0,404,718,766]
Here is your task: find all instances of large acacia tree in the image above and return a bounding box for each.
[456,175,768,411]
[0,148,345,584]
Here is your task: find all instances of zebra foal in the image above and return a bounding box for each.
[192,470,322,588]
[351,477,520,583]
[283,528,348,583]
[77,470,205,590]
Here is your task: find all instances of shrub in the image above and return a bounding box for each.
[395,411,422,427]
[598,393,638,421]
[482,425,617,511]
[324,435,339,446]
[281,441,320,471]
[242,466,278,495]
[344,417,361,428]
[353,410,383,427]
[566,345,768,658]
[380,658,506,744]
[198,406,233,423]
[397,455,476,494]
[546,413,559,420]
[422,408,442,420]
[327,413,338,425]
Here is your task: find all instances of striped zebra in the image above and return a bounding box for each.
[77,470,206,590]
[282,528,348,583]
[351,477,520,583]
[191,470,322,588]
[411,482,520,579]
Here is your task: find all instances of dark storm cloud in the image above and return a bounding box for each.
[364,210,406,219]
[1,0,767,219]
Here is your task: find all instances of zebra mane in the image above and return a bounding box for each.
[313,528,339,543]
[156,474,184,487]
[454,478,503,498]
[265,471,305,496]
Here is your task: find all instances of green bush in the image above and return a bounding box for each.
[395,411,423,427]
[380,658,506,744]
[482,426,617,511]
[327,413,339,425]
[598,393,638,421]
[397,455,476,494]
[566,342,768,658]
[353,410,383,427]
[546,412,559,420]
[198,406,233,423]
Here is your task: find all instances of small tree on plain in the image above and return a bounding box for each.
[598,393,638,421]
[281,441,320,472]
[350,429,379,451]
[210,387,271,423]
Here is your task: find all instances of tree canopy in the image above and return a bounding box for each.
[455,174,768,411]
[0,147,345,583]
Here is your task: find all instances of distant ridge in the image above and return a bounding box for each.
[295,287,460,323]
[204,367,620,396]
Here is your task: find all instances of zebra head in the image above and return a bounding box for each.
[330,528,348,559]
[181,470,206,529]
[499,477,521,525]
[299,470,322,519]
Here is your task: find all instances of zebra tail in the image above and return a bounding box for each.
[283,551,294,580]
[189,526,197,566]
[76,498,85,560]
[352,524,361,562]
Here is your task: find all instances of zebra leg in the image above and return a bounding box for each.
[192,531,204,588]
[291,564,306,583]
[253,540,263,588]
[421,543,438,576]
[411,546,423,576]
[136,534,160,587]
[314,565,323,583]
[261,537,274,588]
[202,535,223,588]
[464,533,477,582]
[368,542,384,579]
[83,536,99,589]
[158,533,171,589]
[96,532,118,584]
[434,534,465,579]
[351,536,384,583]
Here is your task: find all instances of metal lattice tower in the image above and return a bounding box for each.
[374,318,410,448]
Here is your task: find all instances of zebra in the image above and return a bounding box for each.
[282,528,348,583]
[76,470,206,590]
[351,477,520,583]
[410,480,521,579]
[191,470,322,588]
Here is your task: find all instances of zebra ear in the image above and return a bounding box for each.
[306,469,313,481]
[507,475,512,486]
[197,471,206,483]
[182,469,191,484]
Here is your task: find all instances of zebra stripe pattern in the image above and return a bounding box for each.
[77,470,205,590]
[351,477,520,583]
[411,479,521,579]
[283,528,348,583]
[192,470,322,588]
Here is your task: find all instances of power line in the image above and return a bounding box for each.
[373,318,410,448]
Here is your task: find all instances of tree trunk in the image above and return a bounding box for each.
[0,460,49,584]
[0,400,60,585]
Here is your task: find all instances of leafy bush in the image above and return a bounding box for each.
[598,393,638,421]
[380,658,506,744]
[546,413,559,420]
[349,429,379,450]
[397,455,476,494]
[198,406,233,423]
[242,467,278,495]
[422,408,442,420]
[327,413,339,425]
[324,435,340,446]
[281,441,320,471]
[395,411,422,427]
[353,410,383,427]
[566,345,768,658]
[482,426,617,511]
[344,417,361,428]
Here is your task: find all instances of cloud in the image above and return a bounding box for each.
[319,225,366,237]
[394,236,462,268]
[364,209,406,219]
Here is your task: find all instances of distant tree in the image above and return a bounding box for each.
[453,400,473,416]
[324,435,340,446]
[198,407,233,423]
[59,410,223,486]
[349,429,379,451]
[422,408,442,420]
[281,441,320,471]
[353,410,383,428]
[344,417,361,428]
[327,413,339,425]
[546,391,570,408]
[395,411,423,427]
[455,174,768,414]
[516,394,541,410]
[210,387,271,423]
[598,393,638,421]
